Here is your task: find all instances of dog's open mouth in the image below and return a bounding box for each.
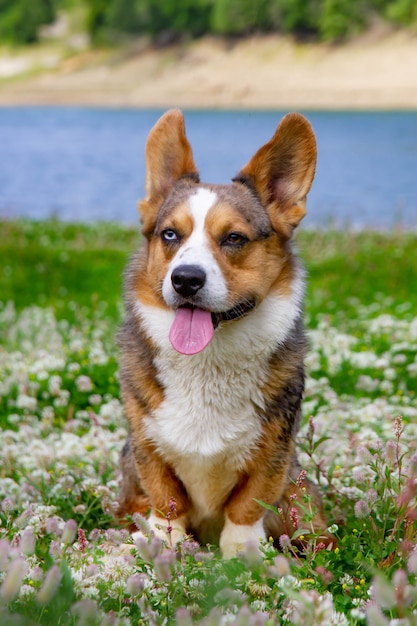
[169,300,256,356]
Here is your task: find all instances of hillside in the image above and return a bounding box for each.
[1,28,417,109]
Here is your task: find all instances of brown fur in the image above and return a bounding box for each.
[117,109,333,554]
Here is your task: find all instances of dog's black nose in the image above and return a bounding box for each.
[171,265,206,297]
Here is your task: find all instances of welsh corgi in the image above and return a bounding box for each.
[117,109,330,558]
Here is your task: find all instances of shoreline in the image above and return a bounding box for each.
[1,30,417,110]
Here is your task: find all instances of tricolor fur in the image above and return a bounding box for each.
[117,110,330,557]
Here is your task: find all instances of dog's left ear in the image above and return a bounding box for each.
[237,113,316,236]
[139,109,199,238]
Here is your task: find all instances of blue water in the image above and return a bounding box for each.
[0,107,416,229]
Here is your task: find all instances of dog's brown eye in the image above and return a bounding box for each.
[222,232,248,247]
[161,229,180,244]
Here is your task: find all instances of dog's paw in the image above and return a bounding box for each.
[219,517,266,559]
[147,513,187,548]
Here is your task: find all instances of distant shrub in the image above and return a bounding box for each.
[0,0,56,44]
[211,0,267,35]
[385,0,417,26]
[319,0,368,41]
[267,0,321,36]
[2,0,416,46]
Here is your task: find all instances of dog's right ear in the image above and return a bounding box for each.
[139,109,199,238]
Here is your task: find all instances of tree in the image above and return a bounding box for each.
[0,0,56,44]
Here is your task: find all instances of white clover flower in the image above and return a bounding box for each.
[67,361,81,373]
[54,390,70,408]
[407,362,417,376]
[41,406,55,421]
[89,342,109,365]
[379,380,394,394]
[76,375,93,392]
[89,394,102,406]
[330,612,349,626]
[16,394,37,411]
[48,375,62,396]
[69,338,84,353]
[356,375,380,393]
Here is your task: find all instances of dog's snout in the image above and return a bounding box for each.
[171,265,206,297]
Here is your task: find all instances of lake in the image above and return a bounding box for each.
[0,107,416,229]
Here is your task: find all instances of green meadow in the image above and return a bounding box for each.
[1,219,417,625]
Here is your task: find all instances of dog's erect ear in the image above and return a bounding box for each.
[237,113,316,236]
[139,109,199,238]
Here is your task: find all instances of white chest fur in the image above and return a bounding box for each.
[137,287,302,453]
[136,283,303,517]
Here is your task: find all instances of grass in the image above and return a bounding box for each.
[0,219,417,625]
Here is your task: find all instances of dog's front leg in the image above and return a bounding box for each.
[220,447,292,558]
[132,442,190,547]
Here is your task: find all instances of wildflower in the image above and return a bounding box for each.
[1,497,15,512]
[77,528,88,552]
[242,540,262,567]
[407,453,417,476]
[176,608,193,626]
[296,469,307,487]
[384,440,397,466]
[271,555,290,577]
[286,589,335,624]
[49,540,62,559]
[100,613,117,626]
[29,566,44,583]
[365,489,378,505]
[0,557,26,602]
[365,603,390,626]
[394,415,403,438]
[61,519,77,545]
[407,550,417,574]
[20,528,36,556]
[180,540,199,556]
[71,599,98,625]
[15,507,33,529]
[133,534,163,561]
[0,539,10,570]
[316,566,333,585]
[153,550,176,583]
[356,445,373,464]
[289,507,299,529]
[371,574,396,609]
[194,551,215,562]
[279,534,291,550]
[354,500,370,519]
[132,512,152,536]
[125,574,145,596]
[37,565,62,604]
[88,394,102,406]
[16,393,37,411]
[85,564,99,577]
[76,375,93,392]
[48,375,62,396]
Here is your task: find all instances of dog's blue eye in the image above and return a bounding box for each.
[161,229,179,243]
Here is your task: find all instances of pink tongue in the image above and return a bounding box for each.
[169,307,214,355]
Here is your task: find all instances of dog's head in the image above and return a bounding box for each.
[136,109,316,355]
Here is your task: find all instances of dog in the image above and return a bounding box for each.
[117,109,330,558]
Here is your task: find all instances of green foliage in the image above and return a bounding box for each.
[386,0,417,25]
[211,0,267,35]
[0,0,56,44]
[0,221,417,623]
[268,0,321,35]
[1,0,417,46]
[82,0,417,43]
[319,0,367,41]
